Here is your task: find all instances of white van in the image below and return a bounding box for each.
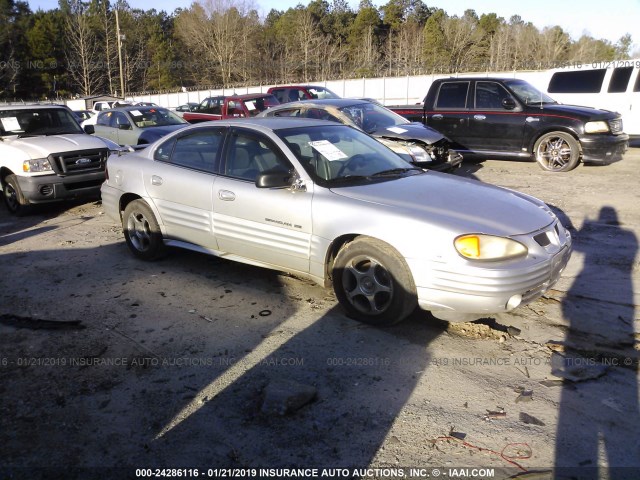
[522,60,640,139]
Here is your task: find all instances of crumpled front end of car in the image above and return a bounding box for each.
[377,137,463,171]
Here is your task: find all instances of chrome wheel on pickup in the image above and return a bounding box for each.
[534,131,581,172]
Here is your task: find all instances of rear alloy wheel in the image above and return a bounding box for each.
[122,199,165,260]
[534,131,581,172]
[332,237,417,326]
[3,174,30,216]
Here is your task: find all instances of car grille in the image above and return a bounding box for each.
[608,118,623,135]
[48,149,108,176]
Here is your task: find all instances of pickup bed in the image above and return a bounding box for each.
[390,77,629,172]
[183,93,279,123]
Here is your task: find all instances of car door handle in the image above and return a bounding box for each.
[218,190,235,201]
[151,175,163,186]
[474,114,486,120]
[432,114,443,120]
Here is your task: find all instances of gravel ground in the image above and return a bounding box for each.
[1,149,639,480]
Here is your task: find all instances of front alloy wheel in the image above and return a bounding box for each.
[333,237,417,326]
[534,131,581,172]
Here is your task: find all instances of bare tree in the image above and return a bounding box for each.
[65,0,103,96]
[175,0,256,88]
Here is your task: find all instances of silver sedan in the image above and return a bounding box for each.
[101,118,572,325]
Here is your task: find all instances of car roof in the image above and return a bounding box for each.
[0,104,69,111]
[269,85,326,89]
[111,106,169,112]
[228,93,276,100]
[267,98,369,109]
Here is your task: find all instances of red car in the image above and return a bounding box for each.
[182,93,280,123]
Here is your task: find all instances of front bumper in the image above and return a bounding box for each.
[408,224,572,322]
[16,171,105,204]
[415,151,464,172]
[579,133,629,164]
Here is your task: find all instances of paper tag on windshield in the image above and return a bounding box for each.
[1,117,21,132]
[309,140,348,161]
[130,110,143,116]
[387,126,408,134]
[245,102,256,111]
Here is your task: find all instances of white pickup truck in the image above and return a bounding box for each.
[0,104,114,215]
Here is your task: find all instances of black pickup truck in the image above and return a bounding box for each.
[390,77,629,172]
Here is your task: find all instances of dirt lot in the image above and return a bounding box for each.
[1,150,639,480]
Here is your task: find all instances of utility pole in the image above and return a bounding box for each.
[115,7,125,98]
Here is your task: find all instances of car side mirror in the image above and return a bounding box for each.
[502,98,517,110]
[83,125,95,134]
[255,168,293,189]
[118,123,132,130]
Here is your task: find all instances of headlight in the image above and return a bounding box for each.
[584,121,610,134]
[23,158,53,173]
[454,234,528,261]
[379,139,432,163]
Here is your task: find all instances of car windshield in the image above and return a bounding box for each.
[308,87,340,99]
[278,124,421,187]
[0,108,83,137]
[244,95,280,117]
[338,102,410,133]
[505,79,557,105]
[128,108,187,128]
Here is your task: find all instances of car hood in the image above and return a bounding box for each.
[141,124,188,139]
[533,103,618,120]
[370,122,446,144]
[330,173,554,236]
[3,134,111,159]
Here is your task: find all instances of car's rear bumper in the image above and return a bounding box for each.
[580,133,628,164]
[100,183,122,222]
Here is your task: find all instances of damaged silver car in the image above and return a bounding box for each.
[258,99,462,172]
[101,118,571,326]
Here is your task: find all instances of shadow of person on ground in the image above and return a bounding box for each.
[555,206,640,478]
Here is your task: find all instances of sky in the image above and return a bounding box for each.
[25,0,639,47]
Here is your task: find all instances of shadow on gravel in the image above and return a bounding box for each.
[149,306,446,470]
[0,198,100,245]
[554,206,640,478]
[0,236,447,478]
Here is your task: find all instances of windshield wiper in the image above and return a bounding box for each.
[329,175,371,184]
[371,167,422,177]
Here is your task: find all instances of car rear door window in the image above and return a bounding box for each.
[224,130,291,182]
[435,82,470,109]
[154,128,224,173]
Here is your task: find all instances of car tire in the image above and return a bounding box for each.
[332,236,417,326]
[534,131,581,172]
[3,174,30,216]
[122,199,166,260]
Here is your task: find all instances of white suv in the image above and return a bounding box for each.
[0,104,112,215]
